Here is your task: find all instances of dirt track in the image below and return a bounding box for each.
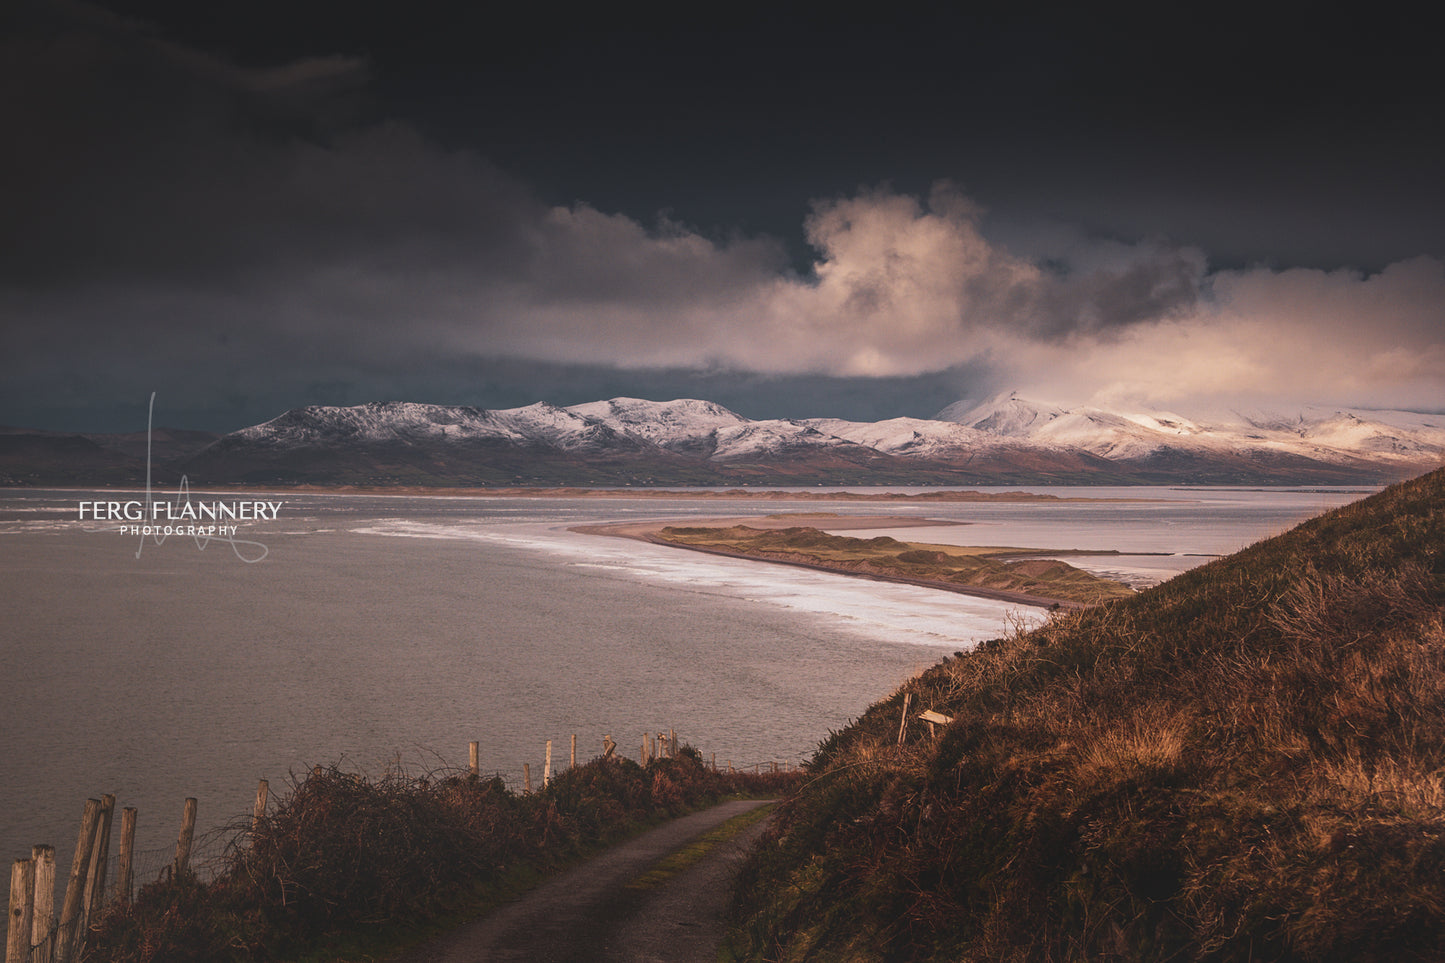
[390,798,776,962]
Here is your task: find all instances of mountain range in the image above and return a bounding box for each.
[4,393,1442,487]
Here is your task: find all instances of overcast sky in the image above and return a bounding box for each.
[4,0,1443,432]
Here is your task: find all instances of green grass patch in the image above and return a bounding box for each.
[625,803,776,893]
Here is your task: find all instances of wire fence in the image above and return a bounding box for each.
[6,733,806,963]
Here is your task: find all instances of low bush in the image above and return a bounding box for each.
[87,749,798,962]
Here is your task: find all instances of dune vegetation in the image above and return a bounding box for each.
[728,467,1445,961]
[657,524,1137,606]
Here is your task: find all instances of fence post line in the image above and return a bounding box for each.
[253,780,269,831]
[468,742,479,777]
[54,798,100,963]
[31,844,55,960]
[173,798,197,878]
[544,740,553,788]
[7,857,35,963]
[81,795,115,930]
[115,809,136,908]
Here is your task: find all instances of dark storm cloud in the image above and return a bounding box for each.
[2,0,1442,431]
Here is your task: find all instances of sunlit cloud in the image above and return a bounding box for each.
[4,0,1443,429]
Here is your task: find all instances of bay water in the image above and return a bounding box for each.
[0,485,1370,884]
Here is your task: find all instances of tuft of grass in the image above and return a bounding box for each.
[731,466,1445,961]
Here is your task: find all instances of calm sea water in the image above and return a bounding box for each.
[0,486,1371,883]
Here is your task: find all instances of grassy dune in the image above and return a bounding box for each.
[657,525,1137,606]
[729,467,1445,961]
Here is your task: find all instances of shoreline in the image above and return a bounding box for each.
[573,513,1092,611]
[15,484,1147,503]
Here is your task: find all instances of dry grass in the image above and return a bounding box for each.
[730,466,1445,962]
[87,750,800,962]
[658,525,1136,604]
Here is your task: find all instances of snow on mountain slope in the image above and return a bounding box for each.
[484,402,640,452]
[942,393,1445,467]
[230,402,511,447]
[804,417,997,459]
[566,397,748,453]
[568,399,882,462]
[935,392,1065,436]
[1030,408,1195,460]
[710,419,858,460]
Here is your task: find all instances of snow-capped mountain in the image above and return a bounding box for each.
[168,393,1444,487]
[227,400,641,453]
[939,391,1445,473]
[565,397,747,453]
[935,394,1066,436]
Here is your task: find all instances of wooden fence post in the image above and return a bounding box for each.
[544,740,553,788]
[602,735,616,759]
[897,692,913,746]
[7,857,35,963]
[32,844,55,960]
[253,780,269,831]
[54,798,100,963]
[523,764,532,794]
[670,728,677,759]
[571,734,577,769]
[468,742,479,777]
[81,794,115,931]
[115,809,136,907]
[173,799,197,878]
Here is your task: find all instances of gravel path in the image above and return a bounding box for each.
[391,798,776,962]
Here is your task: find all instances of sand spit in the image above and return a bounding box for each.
[574,514,1100,610]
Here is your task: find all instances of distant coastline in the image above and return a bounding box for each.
[184,484,1149,503]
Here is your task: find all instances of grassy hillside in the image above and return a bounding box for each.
[730,467,1445,961]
